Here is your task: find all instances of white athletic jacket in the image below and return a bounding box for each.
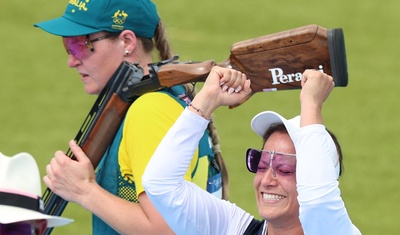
[143,108,361,235]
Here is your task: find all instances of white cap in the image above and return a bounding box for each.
[250,111,340,177]
[250,111,300,139]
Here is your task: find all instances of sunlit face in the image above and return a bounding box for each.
[253,131,300,224]
[62,32,124,95]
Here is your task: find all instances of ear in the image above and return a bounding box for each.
[119,30,137,56]
[36,219,48,234]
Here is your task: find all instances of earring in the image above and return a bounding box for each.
[124,50,130,56]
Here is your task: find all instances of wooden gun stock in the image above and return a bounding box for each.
[43,24,348,235]
[158,24,348,92]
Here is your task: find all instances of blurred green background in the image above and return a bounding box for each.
[1,0,399,234]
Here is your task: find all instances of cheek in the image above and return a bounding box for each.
[102,59,124,81]
[253,174,262,189]
[89,60,119,87]
[253,175,260,201]
[283,177,298,197]
[103,45,124,66]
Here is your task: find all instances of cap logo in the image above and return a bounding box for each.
[68,0,89,13]
[112,10,128,31]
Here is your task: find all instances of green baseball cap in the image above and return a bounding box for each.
[34,0,159,38]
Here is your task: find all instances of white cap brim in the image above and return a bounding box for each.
[0,205,73,227]
[251,111,300,139]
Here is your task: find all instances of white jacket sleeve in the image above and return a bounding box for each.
[142,108,253,235]
[294,125,361,235]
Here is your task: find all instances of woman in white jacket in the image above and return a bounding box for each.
[143,66,361,235]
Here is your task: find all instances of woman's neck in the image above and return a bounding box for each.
[127,45,153,75]
[266,221,304,235]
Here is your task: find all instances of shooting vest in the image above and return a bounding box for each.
[92,85,222,234]
[243,219,266,235]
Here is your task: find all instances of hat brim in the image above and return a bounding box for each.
[34,16,101,37]
[250,111,300,140]
[0,205,73,227]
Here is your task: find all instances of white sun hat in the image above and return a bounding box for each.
[0,152,73,227]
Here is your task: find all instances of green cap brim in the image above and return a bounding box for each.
[34,16,101,37]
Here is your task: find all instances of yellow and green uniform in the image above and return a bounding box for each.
[93,85,221,234]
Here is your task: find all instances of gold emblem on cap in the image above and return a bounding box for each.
[69,0,89,12]
[112,10,128,30]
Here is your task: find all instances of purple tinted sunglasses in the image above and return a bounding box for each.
[246,148,296,177]
[0,221,36,235]
[62,34,114,60]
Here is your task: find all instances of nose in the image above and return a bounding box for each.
[260,167,278,186]
[67,53,82,68]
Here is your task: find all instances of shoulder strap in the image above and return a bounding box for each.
[158,85,190,107]
[243,219,265,235]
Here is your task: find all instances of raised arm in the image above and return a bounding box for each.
[295,70,361,234]
[299,69,334,127]
[142,66,253,235]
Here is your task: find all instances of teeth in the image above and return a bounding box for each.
[263,193,285,201]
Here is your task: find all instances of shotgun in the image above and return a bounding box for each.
[43,24,347,234]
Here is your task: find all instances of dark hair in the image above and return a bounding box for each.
[262,123,344,176]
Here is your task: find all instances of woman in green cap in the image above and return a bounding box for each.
[35,0,228,234]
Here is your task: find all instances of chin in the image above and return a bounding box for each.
[84,86,102,95]
[258,205,287,221]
